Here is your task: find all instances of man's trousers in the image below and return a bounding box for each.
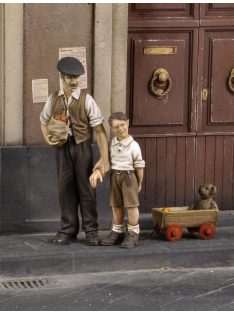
[55,138,98,235]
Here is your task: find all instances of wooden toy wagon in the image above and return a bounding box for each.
[152,206,219,241]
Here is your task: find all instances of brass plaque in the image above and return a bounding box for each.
[144,46,177,55]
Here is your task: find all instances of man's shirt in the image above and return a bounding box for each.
[40,87,104,128]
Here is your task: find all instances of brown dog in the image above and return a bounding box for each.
[192,184,219,210]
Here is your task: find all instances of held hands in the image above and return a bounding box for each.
[93,158,110,176]
[90,157,110,188]
[89,168,103,188]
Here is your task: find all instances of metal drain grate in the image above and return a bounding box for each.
[0,278,58,290]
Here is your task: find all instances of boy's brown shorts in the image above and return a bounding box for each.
[110,171,139,208]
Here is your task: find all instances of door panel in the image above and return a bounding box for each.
[136,135,234,214]
[201,3,234,18]
[137,136,197,213]
[129,3,199,19]
[128,30,198,134]
[199,29,234,132]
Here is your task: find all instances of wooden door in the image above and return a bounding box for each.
[127,3,234,212]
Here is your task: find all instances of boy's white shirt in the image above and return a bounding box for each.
[110,135,145,171]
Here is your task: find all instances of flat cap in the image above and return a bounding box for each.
[57,57,85,76]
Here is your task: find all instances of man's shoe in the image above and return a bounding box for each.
[120,231,139,249]
[49,232,77,245]
[101,231,125,246]
[86,231,100,246]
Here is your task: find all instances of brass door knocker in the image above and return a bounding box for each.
[149,68,172,99]
[227,67,234,94]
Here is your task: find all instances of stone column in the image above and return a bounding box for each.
[94,4,113,136]
[0,4,23,145]
[94,3,128,137]
[0,4,5,144]
[111,4,128,114]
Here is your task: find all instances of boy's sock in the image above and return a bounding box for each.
[127,223,140,234]
[112,223,125,233]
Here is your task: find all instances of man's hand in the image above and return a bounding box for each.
[93,158,110,176]
[93,124,110,176]
[89,169,103,188]
[46,134,62,146]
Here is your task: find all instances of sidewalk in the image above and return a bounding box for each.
[0,211,234,278]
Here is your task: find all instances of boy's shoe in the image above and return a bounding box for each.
[85,231,100,246]
[120,231,139,249]
[101,231,125,246]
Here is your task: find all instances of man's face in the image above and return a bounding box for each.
[61,75,80,94]
[111,119,129,140]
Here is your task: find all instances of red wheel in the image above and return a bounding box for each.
[165,225,183,241]
[199,223,216,240]
[187,227,200,234]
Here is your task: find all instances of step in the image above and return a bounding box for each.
[1,222,234,278]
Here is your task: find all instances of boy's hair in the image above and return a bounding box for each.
[108,112,128,126]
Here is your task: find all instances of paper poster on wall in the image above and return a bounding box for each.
[32,79,48,103]
[59,47,87,89]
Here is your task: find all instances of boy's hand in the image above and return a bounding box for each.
[89,169,103,188]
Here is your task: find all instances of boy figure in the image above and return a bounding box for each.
[90,112,145,248]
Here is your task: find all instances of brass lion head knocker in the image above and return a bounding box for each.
[227,67,234,94]
[149,68,172,99]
